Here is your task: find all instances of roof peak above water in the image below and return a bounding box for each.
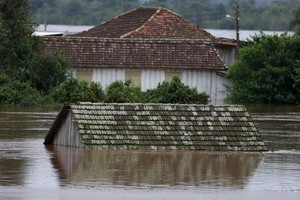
[45,102,268,151]
[73,6,218,43]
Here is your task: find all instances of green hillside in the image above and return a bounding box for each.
[29,0,299,31]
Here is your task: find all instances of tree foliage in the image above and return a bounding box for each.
[104,80,144,103]
[290,6,300,34]
[144,76,209,104]
[227,34,300,104]
[0,0,38,78]
[50,78,105,104]
[0,74,49,106]
[0,0,69,103]
[50,77,209,105]
[28,51,69,94]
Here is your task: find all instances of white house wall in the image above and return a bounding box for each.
[74,68,229,104]
[141,69,165,90]
[181,70,229,105]
[93,68,125,89]
[216,73,232,105]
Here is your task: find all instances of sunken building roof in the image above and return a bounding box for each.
[42,37,226,70]
[73,7,221,44]
[44,103,267,151]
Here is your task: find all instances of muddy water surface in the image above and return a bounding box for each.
[0,105,300,200]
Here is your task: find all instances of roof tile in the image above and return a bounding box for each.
[45,103,268,151]
[43,37,226,70]
[73,7,218,43]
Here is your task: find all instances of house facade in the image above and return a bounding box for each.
[43,37,229,104]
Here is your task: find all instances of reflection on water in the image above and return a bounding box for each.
[0,105,300,197]
[46,146,263,189]
[0,157,27,186]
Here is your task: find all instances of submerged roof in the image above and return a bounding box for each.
[45,103,267,151]
[42,37,226,70]
[73,7,220,44]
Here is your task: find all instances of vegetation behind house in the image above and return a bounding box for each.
[0,0,69,106]
[227,33,300,104]
[29,0,299,31]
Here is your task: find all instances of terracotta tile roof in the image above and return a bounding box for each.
[73,7,220,44]
[42,36,226,70]
[45,103,268,151]
[74,7,158,38]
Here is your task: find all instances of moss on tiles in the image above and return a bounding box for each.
[45,102,268,151]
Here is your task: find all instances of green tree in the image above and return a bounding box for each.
[0,74,48,106]
[50,78,105,104]
[290,7,300,34]
[28,51,69,94]
[144,76,209,104]
[0,0,38,78]
[227,33,300,104]
[0,0,69,103]
[104,80,144,103]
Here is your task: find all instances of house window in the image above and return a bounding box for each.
[76,69,93,82]
[165,72,181,82]
[125,70,141,87]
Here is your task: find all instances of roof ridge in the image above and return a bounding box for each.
[74,102,244,107]
[120,7,162,38]
[45,36,213,43]
[97,7,141,27]
[120,6,218,42]
[120,7,182,38]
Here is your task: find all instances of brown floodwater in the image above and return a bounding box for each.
[0,105,300,200]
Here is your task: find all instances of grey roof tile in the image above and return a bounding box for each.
[44,103,268,151]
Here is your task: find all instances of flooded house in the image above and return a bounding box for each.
[42,7,235,105]
[43,36,228,104]
[44,102,267,151]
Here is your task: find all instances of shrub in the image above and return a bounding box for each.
[144,76,209,104]
[104,80,144,103]
[50,78,105,103]
[0,73,48,106]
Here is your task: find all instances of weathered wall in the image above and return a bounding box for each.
[72,67,229,104]
[53,112,85,148]
[215,45,236,66]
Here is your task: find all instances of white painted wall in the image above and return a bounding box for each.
[141,69,165,90]
[93,68,125,89]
